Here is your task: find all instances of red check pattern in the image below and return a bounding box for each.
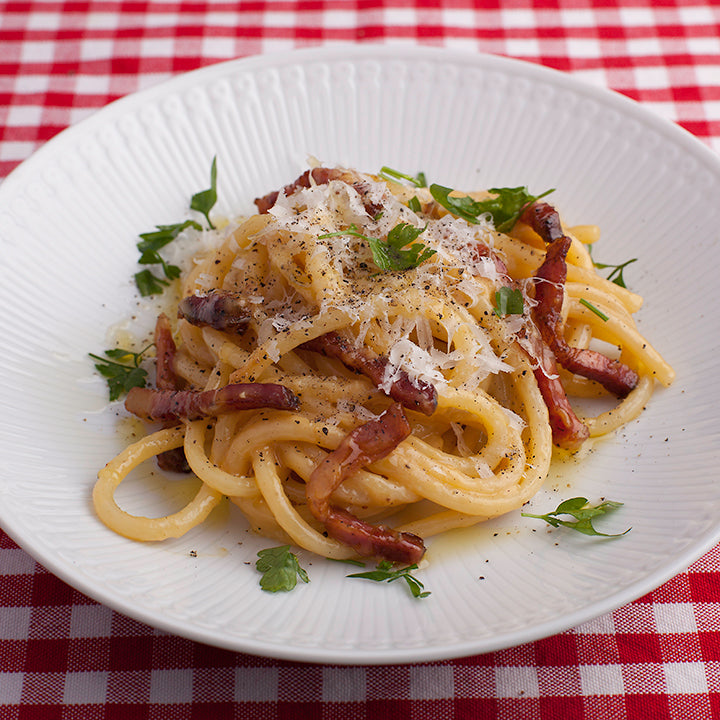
[2,1,719,717]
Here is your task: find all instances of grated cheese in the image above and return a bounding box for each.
[243,168,536,391]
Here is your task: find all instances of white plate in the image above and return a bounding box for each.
[1,45,719,665]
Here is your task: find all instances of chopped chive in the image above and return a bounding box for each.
[379,166,427,188]
[579,298,609,321]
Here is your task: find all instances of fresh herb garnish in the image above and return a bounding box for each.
[319,222,436,272]
[134,269,171,296]
[493,286,524,317]
[408,195,422,213]
[369,222,435,271]
[593,257,637,288]
[256,545,310,592]
[134,220,201,294]
[347,560,431,599]
[134,157,218,296]
[190,156,218,229]
[428,184,487,225]
[329,557,367,567]
[579,298,609,321]
[137,220,202,261]
[429,184,554,232]
[379,166,427,188]
[88,346,152,401]
[318,223,367,242]
[522,497,630,537]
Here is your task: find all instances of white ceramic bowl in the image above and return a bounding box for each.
[1,45,719,664]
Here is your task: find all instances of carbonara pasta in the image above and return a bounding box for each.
[94,165,674,564]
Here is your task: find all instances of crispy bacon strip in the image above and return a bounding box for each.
[473,240,509,278]
[521,201,565,243]
[177,293,438,415]
[324,508,426,565]
[255,167,341,213]
[301,331,437,416]
[525,202,639,398]
[154,313,179,392]
[125,383,299,422]
[177,291,250,334]
[528,333,590,451]
[306,403,426,564]
[153,314,191,473]
[255,167,383,217]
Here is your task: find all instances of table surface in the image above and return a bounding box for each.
[2,1,719,718]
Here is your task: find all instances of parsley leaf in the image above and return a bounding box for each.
[136,220,202,259]
[134,269,171,296]
[318,223,436,272]
[136,229,184,289]
[134,158,217,296]
[593,257,637,288]
[493,286,524,317]
[88,346,152,401]
[408,195,422,213]
[379,166,427,188]
[522,497,630,537]
[429,184,554,232]
[428,184,486,225]
[190,155,218,229]
[256,545,310,592]
[368,222,435,271]
[347,560,431,599]
[135,220,198,295]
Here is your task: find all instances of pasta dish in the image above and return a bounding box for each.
[93,165,674,566]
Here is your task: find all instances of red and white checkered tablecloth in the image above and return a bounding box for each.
[1,1,719,718]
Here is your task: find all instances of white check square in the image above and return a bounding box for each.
[580,664,624,696]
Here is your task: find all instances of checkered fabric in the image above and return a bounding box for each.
[1,1,719,717]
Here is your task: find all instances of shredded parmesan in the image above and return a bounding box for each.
[230,167,535,389]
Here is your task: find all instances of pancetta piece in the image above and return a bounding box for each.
[323,507,427,565]
[125,383,299,422]
[473,240,510,278]
[177,291,250,334]
[306,403,426,564]
[528,332,590,451]
[525,203,639,398]
[301,331,438,416]
[521,200,565,243]
[255,167,383,218]
[154,313,180,392]
[153,314,191,473]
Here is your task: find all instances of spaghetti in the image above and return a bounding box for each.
[94,166,674,563]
